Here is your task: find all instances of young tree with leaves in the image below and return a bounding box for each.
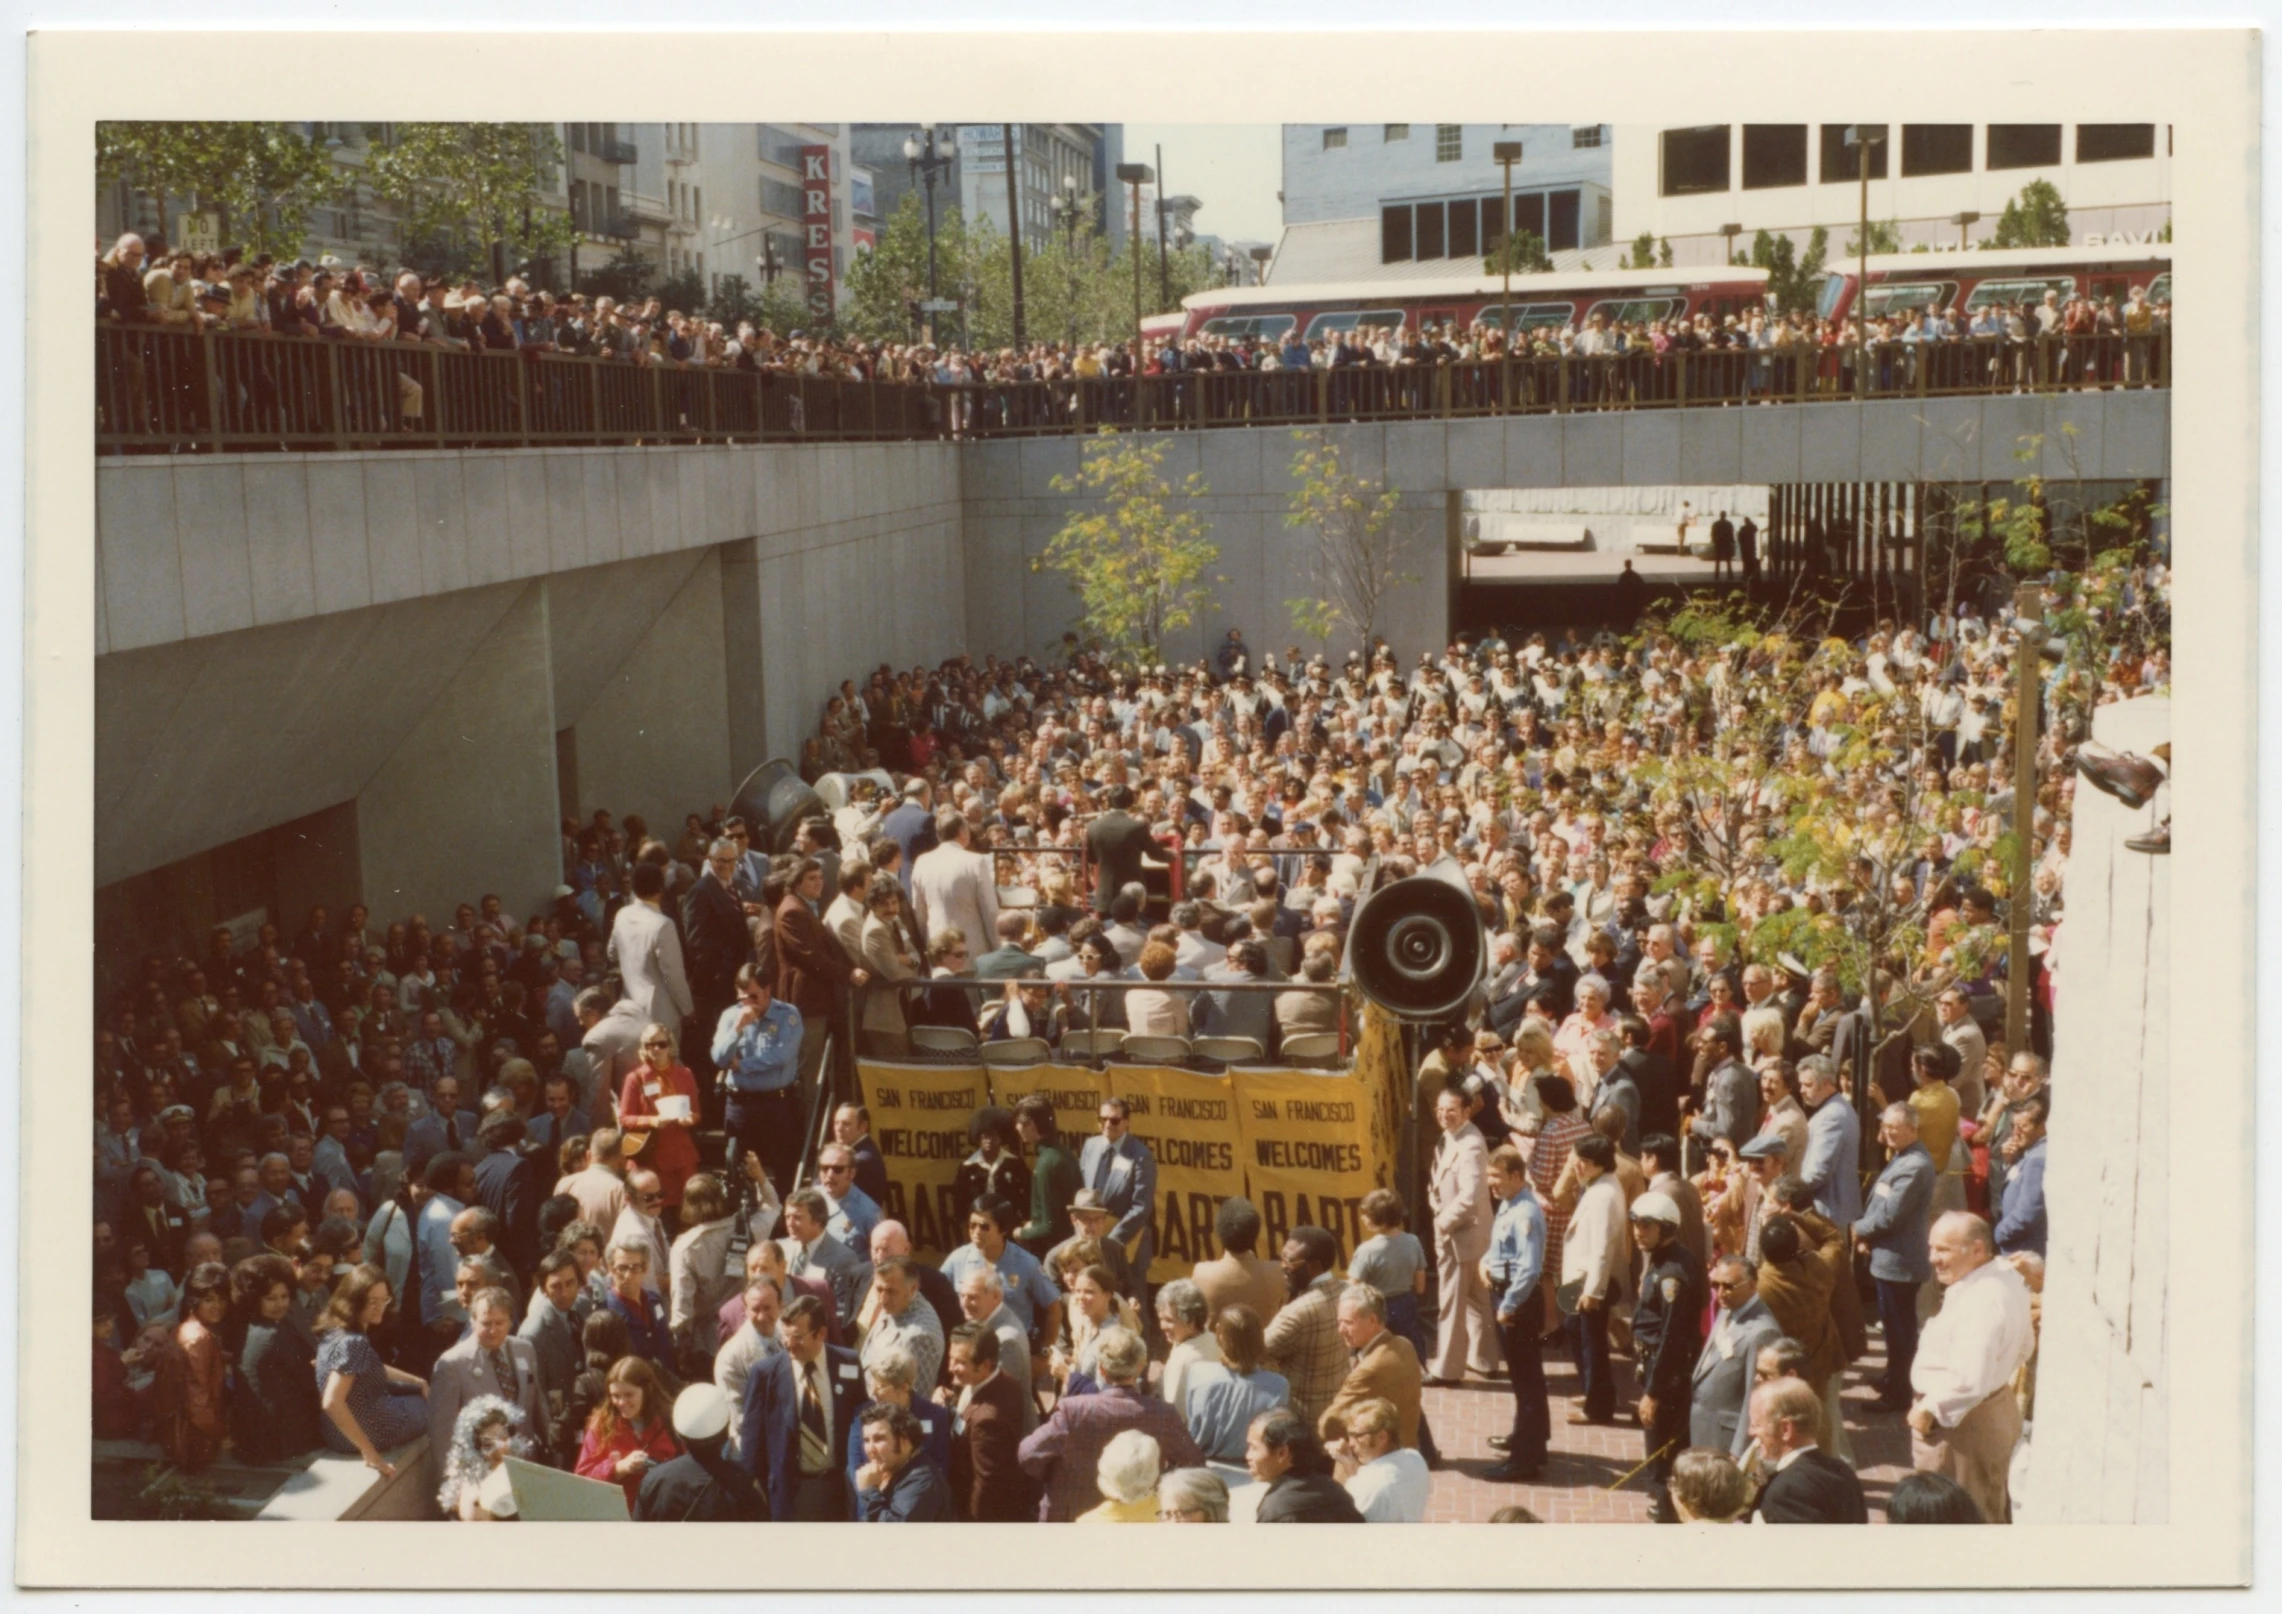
[1034,429,1221,663]
[1844,218,1903,257]
[97,122,343,259]
[1991,179,2070,249]
[364,123,571,286]
[1282,429,1423,654]
[1483,229,1554,278]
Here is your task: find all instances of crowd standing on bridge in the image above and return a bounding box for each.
[93,518,2166,1521]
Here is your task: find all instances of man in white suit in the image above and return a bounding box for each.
[1560,1134,1631,1424]
[428,1287,547,1486]
[609,862,694,1039]
[1427,1086,1499,1383]
[909,810,999,954]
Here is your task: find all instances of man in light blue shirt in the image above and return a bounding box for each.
[414,1152,473,1339]
[712,965,804,1189]
[815,1145,882,1249]
[939,1201,1060,1344]
[1480,1145,1548,1481]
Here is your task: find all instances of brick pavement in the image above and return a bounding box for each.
[1421,1328,1915,1523]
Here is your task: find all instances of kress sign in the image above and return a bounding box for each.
[801,145,837,320]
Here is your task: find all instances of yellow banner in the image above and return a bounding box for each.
[1234,1068,1395,1274]
[855,1061,991,1261]
[1103,1065,1247,1284]
[982,1062,1109,1149]
[1353,1000,1409,1180]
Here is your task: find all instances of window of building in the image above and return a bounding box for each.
[1323,127,1348,151]
[1818,124,1889,182]
[1384,124,1410,142]
[1660,126,1731,196]
[1381,204,1413,263]
[762,177,803,218]
[569,123,586,153]
[1514,192,1545,244]
[1741,124,1808,190]
[1436,125,1463,163]
[2077,123,2156,163]
[1901,124,1974,177]
[1986,124,2062,170]
[1547,189,1581,252]
[1571,126,1603,149]
[1448,198,1479,259]
[1416,202,1446,260]
[1481,194,1507,250]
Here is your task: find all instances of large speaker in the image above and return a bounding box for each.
[812,769,896,814]
[1345,857,1487,1022]
[730,758,829,854]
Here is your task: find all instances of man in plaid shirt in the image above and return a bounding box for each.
[1263,1226,1350,1428]
[404,1010,462,1092]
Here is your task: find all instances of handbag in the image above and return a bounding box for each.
[1554,1277,1586,1317]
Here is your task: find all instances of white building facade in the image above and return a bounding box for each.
[1613,122,2172,268]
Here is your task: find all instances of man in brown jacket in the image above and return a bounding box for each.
[1191,1197,1285,1325]
[1318,1285,1424,1451]
[943,1321,1036,1522]
[775,857,868,1102]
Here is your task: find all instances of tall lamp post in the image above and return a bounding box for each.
[1155,144,1171,309]
[1844,123,1886,397]
[1002,124,1027,351]
[903,124,957,345]
[1719,221,1744,267]
[1493,140,1522,410]
[2006,582,2044,1054]
[1115,161,1153,340]
[1249,244,1273,288]
[1049,174,1087,348]
[1951,210,1981,250]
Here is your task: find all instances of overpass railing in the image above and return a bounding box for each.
[96,326,2169,454]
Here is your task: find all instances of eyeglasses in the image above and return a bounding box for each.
[641,1039,672,1049]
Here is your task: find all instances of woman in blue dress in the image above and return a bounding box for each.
[315,1264,429,1480]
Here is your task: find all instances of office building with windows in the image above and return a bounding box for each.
[853,123,1119,252]
[1271,123,1615,284]
[1614,122,2173,267]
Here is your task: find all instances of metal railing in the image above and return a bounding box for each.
[96,325,2169,455]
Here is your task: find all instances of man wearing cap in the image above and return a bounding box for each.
[635,1384,766,1521]
[1627,1190,1705,1521]
[1048,1189,1134,1302]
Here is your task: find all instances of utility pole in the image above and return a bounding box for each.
[1155,144,1170,310]
[2006,581,2044,1054]
[1846,124,1884,398]
[1493,141,1521,412]
[1003,125,1028,350]
[1115,161,1153,340]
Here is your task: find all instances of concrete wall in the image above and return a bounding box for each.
[2028,693,2169,1523]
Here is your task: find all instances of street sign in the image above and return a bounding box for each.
[919,298,961,312]
[177,212,221,256]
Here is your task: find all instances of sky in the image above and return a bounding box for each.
[1118,123,1285,245]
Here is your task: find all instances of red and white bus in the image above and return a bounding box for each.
[1139,312,1187,343]
[1814,243,2171,325]
[1173,265,1774,345]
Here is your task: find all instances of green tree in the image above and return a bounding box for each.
[96,121,343,258]
[1484,229,1554,277]
[653,267,707,317]
[706,273,759,329]
[1991,179,2070,248]
[1035,429,1221,663]
[1658,237,1675,269]
[1622,231,1659,270]
[575,247,655,303]
[1282,429,1422,652]
[365,123,572,285]
[1843,218,1903,256]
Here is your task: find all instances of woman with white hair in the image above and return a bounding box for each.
[1157,1466,1230,1523]
[438,1394,535,1521]
[1076,1428,1164,1523]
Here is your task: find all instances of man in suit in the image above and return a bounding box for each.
[950,1267,1036,1433]
[1737,513,1761,582]
[943,1321,1038,1521]
[1748,1375,1866,1522]
[1561,1135,1630,1425]
[1853,1103,1936,1412]
[880,782,939,895]
[1193,940,1277,1050]
[680,838,752,1088]
[1318,1285,1424,1451]
[780,1188,871,1322]
[402,1076,477,1184]
[470,1111,549,1280]
[1084,787,1157,915]
[1691,1254,1783,1458]
[1426,1087,1497,1384]
[1616,1012,1681,1143]
[125,1165,191,1278]
[910,811,1000,955]
[1015,1327,1203,1520]
[774,857,866,1111]
[519,1251,585,1454]
[428,1288,547,1483]
[636,1383,767,1521]
[1076,1098,1157,1295]
[1795,1056,1863,1228]
[609,862,695,1040]
[970,912,1041,983]
[740,1294,868,1520]
[1687,1016,1762,1159]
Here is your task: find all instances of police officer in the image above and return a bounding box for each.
[710,963,804,1191]
[634,1384,767,1522]
[1627,1190,1705,1523]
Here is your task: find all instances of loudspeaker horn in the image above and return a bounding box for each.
[730,758,829,855]
[1345,856,1487,1023]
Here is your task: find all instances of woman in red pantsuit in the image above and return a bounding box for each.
[618,1022,702,1216]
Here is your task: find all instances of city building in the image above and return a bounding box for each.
[1612,122,2174,268]
[1272,122,1616,284]
[853,123,1122,250]
[679,123,853,313]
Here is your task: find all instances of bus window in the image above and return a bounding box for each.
[1472,302,1576,332]
[1306,308,1407,337]
[1583,297,1678,326]
[1963,276,2075,311]
[2147,273,2171,305]
[1863,281,1957,319]
[2088,276,2129,306]
[1817,272,1849,321]
[1200,314,1297,342]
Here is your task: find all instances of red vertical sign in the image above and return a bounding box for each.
[801,144,836,320]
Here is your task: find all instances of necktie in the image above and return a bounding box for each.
[490,1348,514,1394]
[1091,1149,1110,1194]
[799,1361,830,1473]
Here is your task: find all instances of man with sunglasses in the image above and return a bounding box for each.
[1691,1254,1782,1461]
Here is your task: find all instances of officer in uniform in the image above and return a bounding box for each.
[634,1384,768,1522]
[710,963,805,1191]
[1627,1190,1706,1523]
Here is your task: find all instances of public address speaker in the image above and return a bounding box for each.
[729,758,828,855]
[1345,856,1487,1022]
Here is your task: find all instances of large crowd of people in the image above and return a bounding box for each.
[93,537,2167,1525]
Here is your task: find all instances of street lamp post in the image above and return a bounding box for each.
[1846,124,1886,398]
[1951,210,1981,250]
[1719,222,1743,267]
[1249,244,1273,288]
[1155,144,1171,310]
[2006,581,2044,1053]
[903,124,957,345]
[1493,141,1522,413]
[1115,161,1154,341]
[1003,124,1027,351]
[1050,174,1086,349]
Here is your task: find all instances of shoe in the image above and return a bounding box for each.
[1567,1409,1617,1426]
[2075,750,2165,808]
[2126,820,2170,855]
[1488,1434,1512,1451]
[1481,1460,1545,1483]
[1865,1395,1911,1416]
